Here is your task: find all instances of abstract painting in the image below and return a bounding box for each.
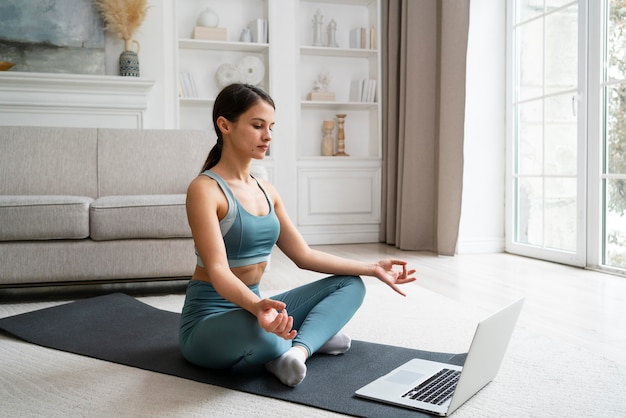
[0,0,105,74]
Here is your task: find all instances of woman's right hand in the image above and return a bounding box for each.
[254,298,297,340]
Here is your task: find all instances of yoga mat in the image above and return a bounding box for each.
[0,293,466,417]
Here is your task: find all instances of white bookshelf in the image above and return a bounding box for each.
[172,0,381,244]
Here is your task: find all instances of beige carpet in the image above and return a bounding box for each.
[1,283,625,417]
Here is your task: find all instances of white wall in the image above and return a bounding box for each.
[103,0,176,129]
[457,0,506,253]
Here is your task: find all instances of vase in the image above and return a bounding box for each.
[240,28,252,43]
[321,120,334,156]
[197,8,219,27]
[119,39,140,77]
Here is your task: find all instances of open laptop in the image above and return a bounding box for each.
[355,298,524,416]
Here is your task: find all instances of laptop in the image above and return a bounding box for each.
[355,298,524,416]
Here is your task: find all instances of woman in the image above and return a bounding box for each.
[179,83,416,387]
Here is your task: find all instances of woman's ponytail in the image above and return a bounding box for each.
[201,137,222,172]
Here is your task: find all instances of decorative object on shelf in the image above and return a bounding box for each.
[0,61,15,71]
[119,39,141,77]
[93,0,148,77]
[335,114,349,156]
[307,73,335,101]
[312,9,324,47]
[196,7,219,27]
[216,56,265,88]
[193,7,227,41]
[240,27,252,43]
[237,56,265,85]
[193,26,227,41]
[327,19,339,48]
[216,64,241,88]
[321,120,335,156]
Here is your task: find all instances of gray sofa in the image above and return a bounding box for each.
[0,126,212,287]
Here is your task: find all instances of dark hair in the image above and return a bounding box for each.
[201,83,275,172]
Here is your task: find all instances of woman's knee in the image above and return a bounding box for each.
[339,275,366,299]
[329,275,366,308]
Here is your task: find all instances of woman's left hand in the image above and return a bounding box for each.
[373,259,416,296]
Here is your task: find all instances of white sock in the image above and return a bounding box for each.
[318,332,351,355]
[265,347,307,387]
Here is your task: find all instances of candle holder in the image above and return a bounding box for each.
[334,114,349,156]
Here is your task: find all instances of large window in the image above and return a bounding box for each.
[507,0,584,266]
[507,0,626,274]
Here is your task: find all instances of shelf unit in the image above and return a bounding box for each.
[297,0,381,160]
[172,0,381,244]
[295,0,382,243]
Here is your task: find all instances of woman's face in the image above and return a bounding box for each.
[220,100,275,160]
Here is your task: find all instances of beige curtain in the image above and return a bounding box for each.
[380,0,470,255]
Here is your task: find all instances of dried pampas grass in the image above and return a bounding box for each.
[93,0,149,40]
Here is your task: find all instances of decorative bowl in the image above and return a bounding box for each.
[0,61,15,71]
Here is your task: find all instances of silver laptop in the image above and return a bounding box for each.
[355,298,524,416]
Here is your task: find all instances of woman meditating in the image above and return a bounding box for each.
[179,83,416,387]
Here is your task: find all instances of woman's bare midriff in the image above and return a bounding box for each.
[192,262,268,287]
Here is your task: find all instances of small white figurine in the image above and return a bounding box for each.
[313,72,331,92]
[327,19,339,48]
[312,9,324,47]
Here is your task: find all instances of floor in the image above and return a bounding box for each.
[263,243,626,367]
[3,243,624,367]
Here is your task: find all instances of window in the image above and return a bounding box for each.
[507,0,584,266]
[600,1,626,271]
[507,0,626,274]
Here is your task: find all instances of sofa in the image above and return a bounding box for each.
[0,126,213,288]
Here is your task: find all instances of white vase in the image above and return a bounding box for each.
[240,28,252,43]
[196,8,219,27]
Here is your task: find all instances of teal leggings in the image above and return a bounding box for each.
[179,275,366,368]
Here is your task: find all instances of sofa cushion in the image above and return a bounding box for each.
[97,129,211,196]
[0,126,98,197]
[0,195,93,241]
[90,195,191,241]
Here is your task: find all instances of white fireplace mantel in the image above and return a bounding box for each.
[0,72,155,129]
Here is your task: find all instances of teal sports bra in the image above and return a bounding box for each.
[195,170,280,268]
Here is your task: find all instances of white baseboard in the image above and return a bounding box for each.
[456,237,505,254]
[300,224,380,246]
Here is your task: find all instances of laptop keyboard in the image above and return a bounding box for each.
[402,368,461,405]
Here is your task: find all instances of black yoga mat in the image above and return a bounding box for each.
[0,293,466,417]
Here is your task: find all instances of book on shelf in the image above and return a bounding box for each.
[248,18,268,43]
[349,26,376,49]
[349,79,377,103]
[178,72,198,98]
[192,26,227,41]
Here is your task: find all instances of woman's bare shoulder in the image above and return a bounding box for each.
[187,174,223,203]
[188,173,217,191]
